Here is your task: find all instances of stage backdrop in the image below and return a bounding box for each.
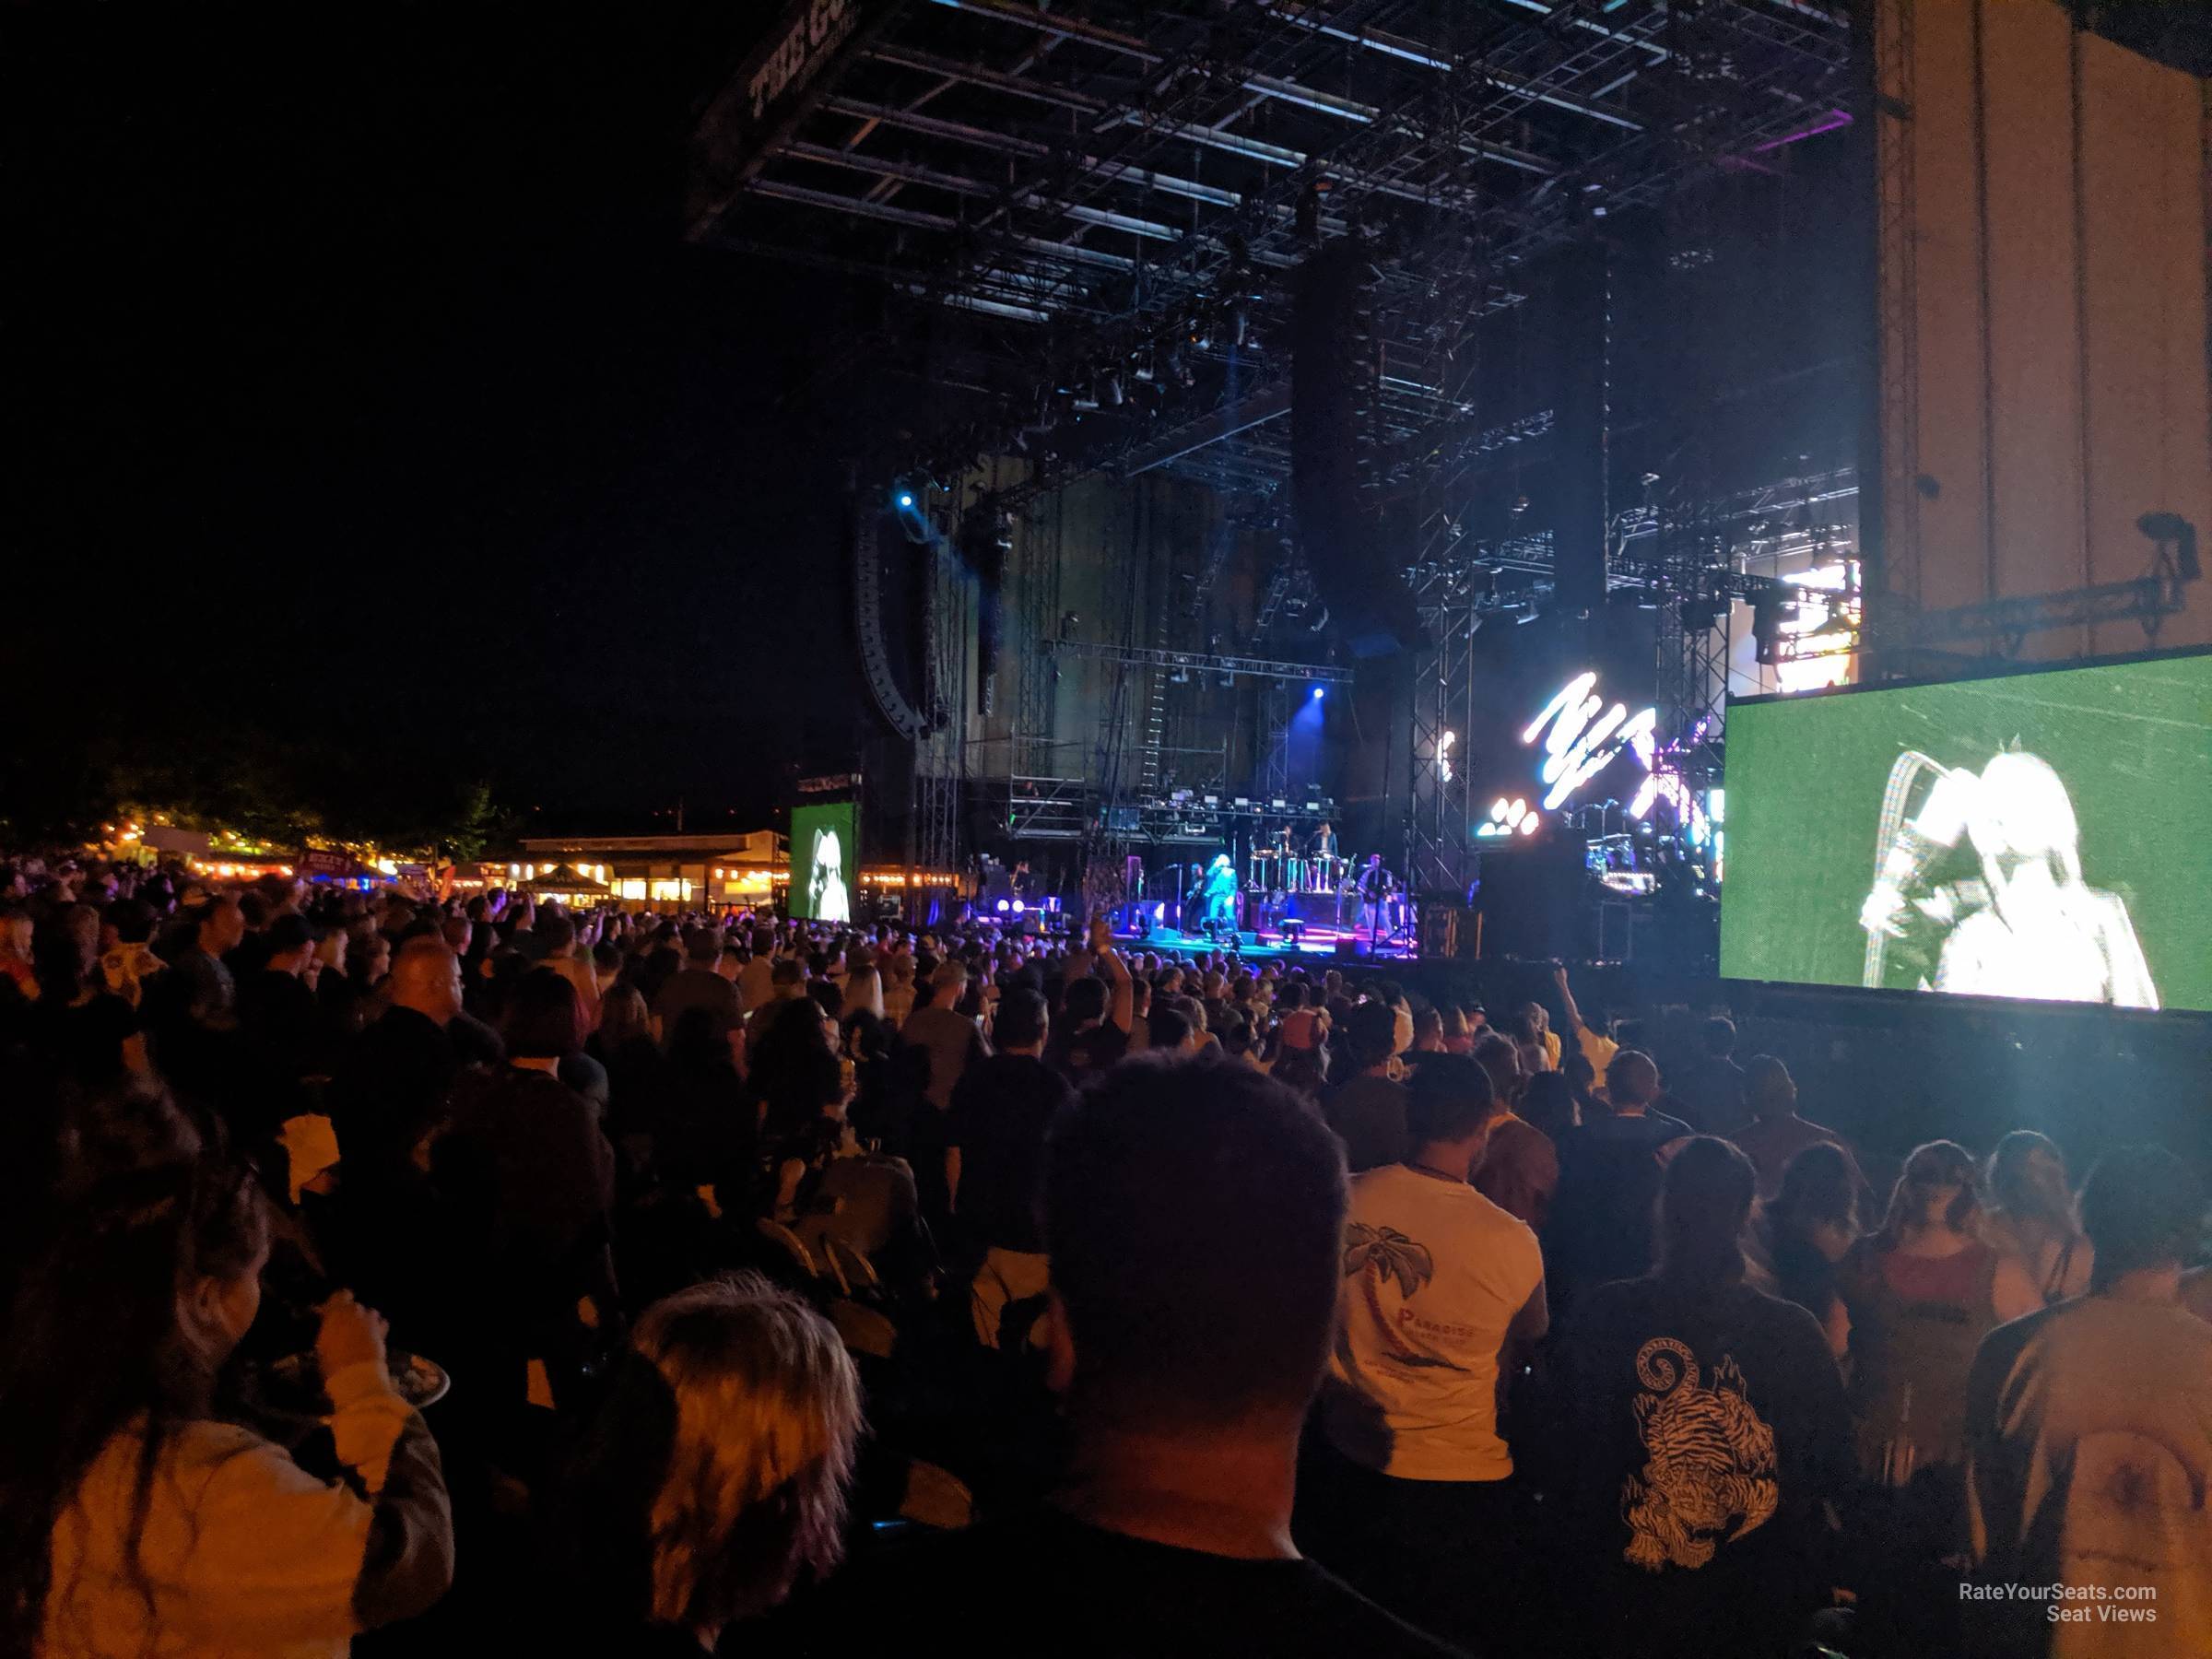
[1874,0,2210,660]
[1720,649,2212,1013]
[789,800,859,922]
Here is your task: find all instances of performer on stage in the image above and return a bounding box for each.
[1201,853,1240,929]
[1306,819,1336,893]
[1357,853,1388,897]
[1357,853,1394,934]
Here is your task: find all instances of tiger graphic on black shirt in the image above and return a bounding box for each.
[1621,1336,1779,1571]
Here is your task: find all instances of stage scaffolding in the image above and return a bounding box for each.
[703,0,1855,502]
[722,3,1864,904]
[1406,562,1483,905]
[910,525,968,917]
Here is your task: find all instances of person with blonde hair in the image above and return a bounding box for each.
[880,948,917,1027]
[556,1274,861,1652]
[1979,1129,2092,1307]
[841,944,886,1021]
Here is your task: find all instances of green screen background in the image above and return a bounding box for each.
[1719,651,2212,1011]
[788,801,860,921]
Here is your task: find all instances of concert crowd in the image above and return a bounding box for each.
[2,854,2207,1658]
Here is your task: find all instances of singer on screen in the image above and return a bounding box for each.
[1859,748,2157,1008]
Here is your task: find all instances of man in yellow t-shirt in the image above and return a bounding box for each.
[1551,964,1617,1073]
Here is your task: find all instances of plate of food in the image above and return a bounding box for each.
[268,1348,451,1410]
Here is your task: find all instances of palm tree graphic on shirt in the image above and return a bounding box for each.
[1344,1221,1458,1367]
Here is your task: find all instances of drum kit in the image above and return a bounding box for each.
[1237,836,1414,938]
[1247,845,1347,894]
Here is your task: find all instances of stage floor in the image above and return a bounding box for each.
[1114,922,1418,963]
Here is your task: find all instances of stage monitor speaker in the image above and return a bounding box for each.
[1418,902,1470,960]
[1334,937,1370,959]
[1291,244,1418,656]
[1474,839,1587,961]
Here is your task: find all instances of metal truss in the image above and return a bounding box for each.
[1869,0,1919,663]
[994,773,1091,840]
[1043,637,1353,683]
[1119,788,1345,851]
[1651,512,1733,806]
[1406,561,1481,902]
[1877,566,2197,659]
[1260,681,1292,798]
[700,0,1856,497]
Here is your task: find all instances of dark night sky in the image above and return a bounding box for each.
[6,8,881,838]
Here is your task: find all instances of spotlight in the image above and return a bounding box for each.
[892,479,933,544]
[1312,686,1325,700]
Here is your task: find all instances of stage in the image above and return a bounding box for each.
[1112,921,1418,964]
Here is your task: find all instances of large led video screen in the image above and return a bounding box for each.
[789,801,859,923]
[1720,650,2212,1012]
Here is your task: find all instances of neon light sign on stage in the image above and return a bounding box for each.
[1521,671,1658,810]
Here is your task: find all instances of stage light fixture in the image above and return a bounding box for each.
[1679,595,1727,632]
[2139,512,2201,580]
[1751,588,1799,665]
[1312,686,1325,700]
[898,492,914,509]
